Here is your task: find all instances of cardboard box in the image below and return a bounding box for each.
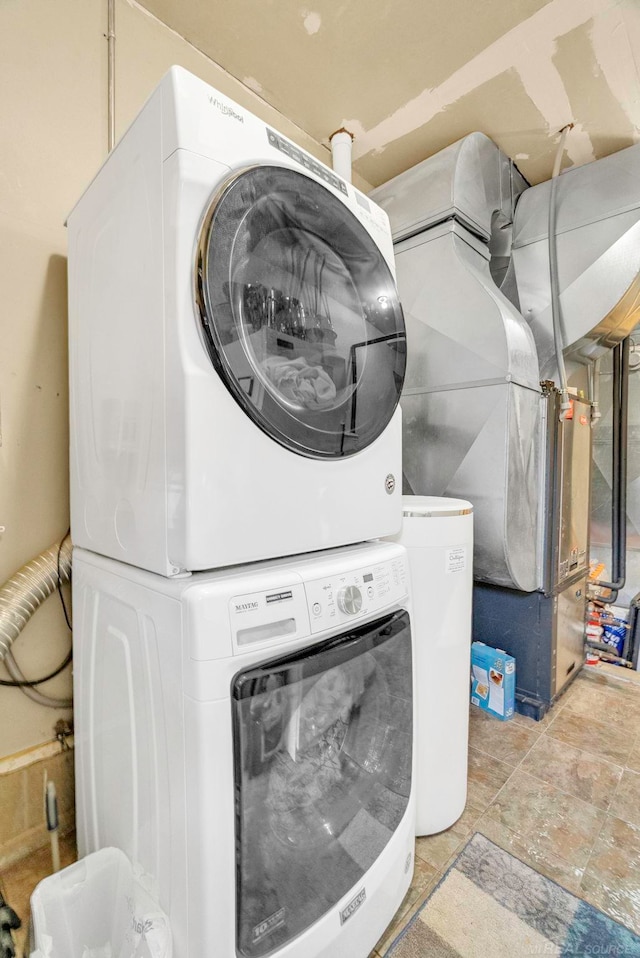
[471,642,515,720]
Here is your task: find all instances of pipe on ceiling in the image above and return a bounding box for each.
[329,127,354,184]
[0,535,72,708]
[547,123,574,420]
[107,0,115,152]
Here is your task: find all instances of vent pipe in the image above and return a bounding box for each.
[0,535,72,708]
[547,123,573,420]
[107,0,115,152]
[329,128,354,183]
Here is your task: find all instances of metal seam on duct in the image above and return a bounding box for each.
[402,376,542,395]
[513,202,640,248]
[402,508,473,518]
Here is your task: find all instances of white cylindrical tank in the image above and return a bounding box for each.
[390,495,473,836]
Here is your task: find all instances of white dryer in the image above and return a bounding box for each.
[73,539,415,958]
[67,67,406,576]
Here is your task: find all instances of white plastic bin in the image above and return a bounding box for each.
[389,495,473,836]
[30,847,171,958]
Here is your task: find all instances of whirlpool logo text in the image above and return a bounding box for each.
[208,96,244,123]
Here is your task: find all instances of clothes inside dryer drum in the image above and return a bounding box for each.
[232,611,413,958]
[196,166,406,458]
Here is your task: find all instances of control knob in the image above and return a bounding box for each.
[337,585,363,616]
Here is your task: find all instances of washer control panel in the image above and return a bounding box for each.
[305,555,408,633]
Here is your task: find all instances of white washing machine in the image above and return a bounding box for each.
[67,67,406,577]
[73,539,415,958]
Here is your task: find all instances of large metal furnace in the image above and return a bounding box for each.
[373,135,640,716]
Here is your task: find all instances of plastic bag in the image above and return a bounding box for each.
[30,848,171,958]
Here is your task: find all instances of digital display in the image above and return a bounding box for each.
[267,128,349,195]
[363,573,374,583]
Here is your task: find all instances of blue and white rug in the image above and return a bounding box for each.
[387,833,640,957]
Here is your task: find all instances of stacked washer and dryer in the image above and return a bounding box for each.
[67,67,415,958]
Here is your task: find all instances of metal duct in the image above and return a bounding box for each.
[372,136,540,591]
[373,132,529,245]
[373,135,640,594]
[595,337,630,601]
[512,141,640,382]
[0,536,72,708]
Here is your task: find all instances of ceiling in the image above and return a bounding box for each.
[136,0,640,189]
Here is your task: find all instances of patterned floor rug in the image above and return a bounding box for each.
[386,832,640,957]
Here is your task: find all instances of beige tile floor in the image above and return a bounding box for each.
[2,663,640,958]
[371,662,640,957]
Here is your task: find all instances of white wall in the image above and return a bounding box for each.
[0,0,355,758]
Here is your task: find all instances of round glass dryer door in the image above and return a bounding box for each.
[196,166,406,458]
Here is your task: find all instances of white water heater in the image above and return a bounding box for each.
[390,496,473,836]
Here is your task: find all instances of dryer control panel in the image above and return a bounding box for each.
[305,555,408,634]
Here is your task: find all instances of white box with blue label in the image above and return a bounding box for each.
[471,642,515,720]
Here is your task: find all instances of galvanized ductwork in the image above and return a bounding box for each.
[511,142,640,384]
[373,134,640,595]
[372,133,541,591]
[374,133,640,711]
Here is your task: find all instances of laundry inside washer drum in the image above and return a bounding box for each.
[196,165,406,458]
[232,610,413,957]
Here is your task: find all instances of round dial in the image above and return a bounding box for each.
[337,585,363,616]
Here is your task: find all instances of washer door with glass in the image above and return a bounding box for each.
[195,166,406,458]
[232,609,413,957]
